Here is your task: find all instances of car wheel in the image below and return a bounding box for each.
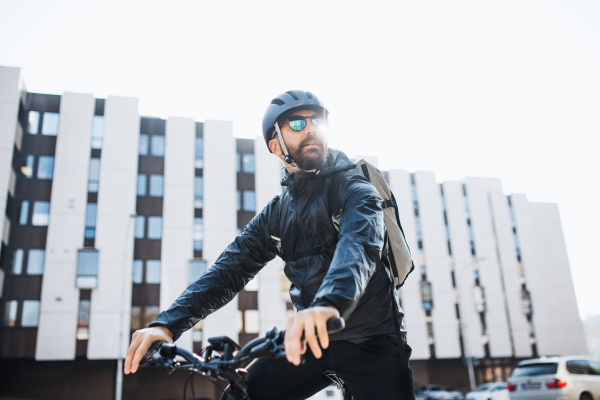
[580,393,593,400]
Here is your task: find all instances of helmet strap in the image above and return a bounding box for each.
[274,122,299,168]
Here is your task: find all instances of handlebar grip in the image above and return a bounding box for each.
[326,317,345,334]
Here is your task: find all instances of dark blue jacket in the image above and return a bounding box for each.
[150,149,404,342]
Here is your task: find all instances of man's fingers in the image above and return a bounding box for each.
[124,332,142,374]
[285,315,304,365]
[316,316,329,350]
[130,337,152,373]
[304,314,322,359]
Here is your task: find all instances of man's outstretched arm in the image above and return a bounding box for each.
[124,197,279,374]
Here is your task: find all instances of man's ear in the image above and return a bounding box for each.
[269,138,282,156]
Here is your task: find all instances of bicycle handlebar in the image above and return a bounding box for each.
[143,317,345,399]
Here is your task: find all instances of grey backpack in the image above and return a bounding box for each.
[329,160,415,288]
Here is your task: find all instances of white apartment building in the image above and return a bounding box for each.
[0,66,587,399]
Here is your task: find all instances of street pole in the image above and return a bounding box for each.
[115,214,135,400]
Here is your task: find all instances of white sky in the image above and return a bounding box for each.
[1,0,599,319]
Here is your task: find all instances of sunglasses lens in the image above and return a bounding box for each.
[312,117,326,126]
[288,119,306,131]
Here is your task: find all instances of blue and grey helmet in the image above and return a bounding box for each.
[262,90,328,153]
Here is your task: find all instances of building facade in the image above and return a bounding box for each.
[0,67,587,399]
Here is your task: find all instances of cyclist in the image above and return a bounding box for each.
[125,90,416,399]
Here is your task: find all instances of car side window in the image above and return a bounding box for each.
[587,360,600,376]
[567,360,591,375]
[491,386,506,392]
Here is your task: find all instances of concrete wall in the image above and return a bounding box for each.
[254,136,286,336]
[0,67,21,248]
[87,96,139,359]
[36,92,95,360]
[160,117,196,352]
[389,169,430,360]
[415,171,461,358]
[511,194,587,356]
[464,177,512,358]
[488,190,532,357]
[201,120,238,347]
[443,180,485,358]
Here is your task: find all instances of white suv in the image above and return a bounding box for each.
[507,356,600,400]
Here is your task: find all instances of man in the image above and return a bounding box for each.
[125,90,416,399]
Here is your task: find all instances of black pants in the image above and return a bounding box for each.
[239,335,416,400]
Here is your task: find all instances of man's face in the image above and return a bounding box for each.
[277,109,328,171]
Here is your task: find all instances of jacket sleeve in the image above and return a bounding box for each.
[310,171,385,319]
[149,196,279,340]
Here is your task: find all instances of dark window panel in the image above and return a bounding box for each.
[11,227,47,249]
[2,275,43,299]
[238,290,258,310]
[135,197,163,216]
[195,122,203,138]
[140,117,166,135]
[131,284,160,306]
[20,135,57,156]
[236,172,255,191]
[27,93,61,113]
[133,239,162,260]
[137,156,164,175]
[15,179,53,201]
[0,327,38,358]
[194,208,203,218]
[94,98,105,116]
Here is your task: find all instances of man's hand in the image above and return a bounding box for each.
[124,326,173,374]
[284,306,340,366]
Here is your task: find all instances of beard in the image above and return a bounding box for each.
[287,134,328,171]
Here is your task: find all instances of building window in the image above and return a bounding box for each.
[146,260,161,284]
[3,300,18,327]
[91,115,104,149]
[193,218,203,251]
[32,201,50,226]
[22,155,34,178]
[243,191,256,212]
[236,153,241,173]
[21,300,40,327]
[26,249,45,275]
[137,174,147,196]
[76,250,98,289]
[28,111,40,134]
[37,156,54,179]
[139,134,149,155]
[85,203,97,239]
[236,191,241,211]
[19,200,29,225]
[88,158,100,192]
[131,306,142,330]
[195,138,203,168]
[242,154,255,173]
[144,306,160,327]
[134,216,145,239]
[421,281,433,310]
[41,112,60,136]
[76,300,90,340]
[132,260,143,284]
[130,306,162,331]
[131,306,160,330]
[474,286,487,313]
[11,249,24,274]
[189,260,207,285]
[149,175,163,197]
[147,216,162,239]
[151,135,165,156]
[194,177,203,208]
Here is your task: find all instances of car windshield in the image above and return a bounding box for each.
[511,363,558,377]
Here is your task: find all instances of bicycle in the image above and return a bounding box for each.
[140,317,347,400]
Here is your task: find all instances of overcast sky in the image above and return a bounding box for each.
[1,0,598,319]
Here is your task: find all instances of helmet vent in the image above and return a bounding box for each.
[306,91,314,99]
[286,91,300,100]
[271,98,285,106]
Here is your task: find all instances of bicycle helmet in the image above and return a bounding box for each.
[262,90,329,153]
